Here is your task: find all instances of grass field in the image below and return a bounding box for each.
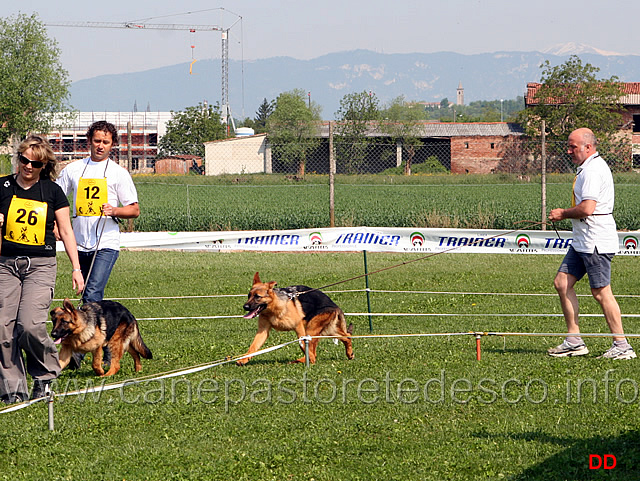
[131,173,640,232]
[2,250,640,480]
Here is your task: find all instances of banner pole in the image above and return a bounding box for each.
[363,250,373,332]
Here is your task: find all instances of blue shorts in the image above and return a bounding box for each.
[558,246,613,289]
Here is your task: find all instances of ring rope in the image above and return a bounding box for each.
[4,329,640,414]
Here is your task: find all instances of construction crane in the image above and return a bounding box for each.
[45,20,239,132]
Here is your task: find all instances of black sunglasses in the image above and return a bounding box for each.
[18,154,44,169]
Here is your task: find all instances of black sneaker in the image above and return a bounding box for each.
[68,352,84,370]
[30,380,52,400]
[1,392,28,404]
[103,346,112,369]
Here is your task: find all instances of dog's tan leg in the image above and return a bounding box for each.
[101,325,129,376]
[103,340,125,377]
[294,312,337,364]
[128,347,142,372]
[102,360,121,377]
[335,313,354,360]
[58,347,72,370]
[92,347,105,376]
[237,324,271,366]
[291,322,312,364]
[336,326,354,360]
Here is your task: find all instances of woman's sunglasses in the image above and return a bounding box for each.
[18,154,45,169]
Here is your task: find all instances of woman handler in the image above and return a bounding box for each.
[0,135,84,404]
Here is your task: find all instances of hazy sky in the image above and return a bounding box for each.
[4,0,639,82]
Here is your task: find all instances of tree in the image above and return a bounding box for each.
[334,91,381,173]
[519,56,625,141]
[267,89,322,177]
[254,98,275,134]
[518,56,629,171]
[380,96,426,175]
[0,13,72,145]
[158,102,227,158]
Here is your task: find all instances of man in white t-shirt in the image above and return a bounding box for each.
[56,121,140,368]
[547,128,634,360]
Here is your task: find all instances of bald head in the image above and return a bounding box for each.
[567,128,598,165]
[571,128,597,146]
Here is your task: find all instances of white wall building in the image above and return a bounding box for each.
[204,133,270,175]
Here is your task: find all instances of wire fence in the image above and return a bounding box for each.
[207,137,637,176]
[117,135,617,232]
[3,138,639,232]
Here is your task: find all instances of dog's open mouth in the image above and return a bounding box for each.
[243,304,266,319]
[52,333,69,345]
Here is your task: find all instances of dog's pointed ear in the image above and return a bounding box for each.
[63,298,75,312]
[253,272,261,285]
[267,281,277,290]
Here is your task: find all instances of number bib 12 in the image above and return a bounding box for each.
[4,195,48,246]
[76,177,108,216]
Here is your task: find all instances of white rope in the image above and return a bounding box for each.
[345,313,640,318]
[0,338,299,414]
[52,289,640,303]
[370,289,640,298]
[6,327,640,414]
[0,397,45,413]
[485,331,640,338]
[315,332,472,340]
[42,312,640,324]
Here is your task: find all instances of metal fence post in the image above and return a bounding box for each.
[363,250,373,332]
[127,121,132,173]
[329,121,335,227]
[186,184,191,230]
[47,385,55,431]
[541,120,547,230]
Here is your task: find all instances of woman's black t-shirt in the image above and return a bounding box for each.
[0,175,70,257]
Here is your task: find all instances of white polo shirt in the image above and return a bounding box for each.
[570,152,618,254]
[56,157,138,252]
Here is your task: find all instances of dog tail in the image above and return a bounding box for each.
[131,329,153,359]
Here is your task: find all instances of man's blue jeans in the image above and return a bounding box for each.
[78,248,119,303]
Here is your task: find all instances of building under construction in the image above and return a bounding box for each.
[47,111,173,173]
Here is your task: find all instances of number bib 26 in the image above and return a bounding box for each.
[4,195,48,246]
[76,177,108,216]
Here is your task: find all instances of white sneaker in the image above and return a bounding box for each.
[547,340,589,357]
[597,345,637,360]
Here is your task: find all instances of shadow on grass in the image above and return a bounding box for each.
[474,428,640,480]
[484,347,543,355]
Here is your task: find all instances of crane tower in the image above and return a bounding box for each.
[45,20,238,130]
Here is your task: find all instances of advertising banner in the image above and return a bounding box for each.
[58,228,640,255]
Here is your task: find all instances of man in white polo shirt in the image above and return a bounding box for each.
[547,127,634,360]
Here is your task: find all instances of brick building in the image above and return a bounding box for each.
[525,82,640,166]
[205,122,524,175]
[155,155,204,175]
[415,123,524,174]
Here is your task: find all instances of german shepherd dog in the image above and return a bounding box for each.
[50,299,152,377]
[239,272,354,365]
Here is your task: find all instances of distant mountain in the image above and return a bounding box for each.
[542,42,626,57]
[69,47,640,120]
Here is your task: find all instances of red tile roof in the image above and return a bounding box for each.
[525,82,640,106]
